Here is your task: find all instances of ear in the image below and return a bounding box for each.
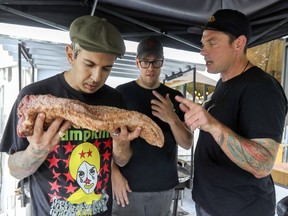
[234,35,247,52]
[135,58,141,69]
[66,45,74,64]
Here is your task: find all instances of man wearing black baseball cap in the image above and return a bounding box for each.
[111,37,193,216]
[136,37,164,59]
[0,15,141,216]
[176,9,287,216]
[202,9,251,43]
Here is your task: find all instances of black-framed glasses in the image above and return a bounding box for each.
[139,60,163,69]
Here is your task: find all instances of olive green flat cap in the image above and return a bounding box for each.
[69,15,125,57]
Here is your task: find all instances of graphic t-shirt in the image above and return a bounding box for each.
[0,72,123,215]
[47,127,112,215]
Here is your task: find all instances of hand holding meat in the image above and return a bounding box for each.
[17,94,164,147]
[26,113,72,155]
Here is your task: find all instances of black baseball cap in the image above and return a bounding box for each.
[137,37,164,59]
[69,15,125,57]
[203,9,251,42]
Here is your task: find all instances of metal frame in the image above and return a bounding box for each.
[18,43,35,91]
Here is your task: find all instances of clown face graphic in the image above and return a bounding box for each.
[77,161,98,194]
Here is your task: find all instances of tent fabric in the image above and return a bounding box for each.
[0,0,287,52]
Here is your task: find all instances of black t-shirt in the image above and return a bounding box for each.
[193,66,287,216]
[0,72,123,216]
[116,81,184,192]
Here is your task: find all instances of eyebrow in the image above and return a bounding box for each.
[141,58,163,61]
[102,64,114,68]
[84,58,114,68]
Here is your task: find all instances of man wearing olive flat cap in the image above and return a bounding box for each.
[0,15,140,216]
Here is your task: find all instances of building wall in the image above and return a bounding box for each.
[248,39,284,83]
[0,66,26,215]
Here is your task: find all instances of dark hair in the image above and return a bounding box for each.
[225,32,248,54]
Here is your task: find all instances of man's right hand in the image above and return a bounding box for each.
[112,161,132,207]
[8,113,71,179]
[27,113,71,155]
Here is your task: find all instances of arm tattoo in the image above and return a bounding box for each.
[222,132,275,173]
[9,148,48,179]
[218,133,225,146]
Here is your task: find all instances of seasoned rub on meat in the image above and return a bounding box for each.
[17,94,164,147]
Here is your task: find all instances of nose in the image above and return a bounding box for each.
[90,69,101,82]
[84,177,91,184]
[148,62,155,69]
[200,48,206,56]
[200,46,207,56]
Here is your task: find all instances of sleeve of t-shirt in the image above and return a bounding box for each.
[239,81,287,143]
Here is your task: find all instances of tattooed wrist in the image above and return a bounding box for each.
[30,146,50,156]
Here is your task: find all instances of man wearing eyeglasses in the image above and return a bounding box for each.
[111,37,193,216]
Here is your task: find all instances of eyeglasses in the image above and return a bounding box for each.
[139,60,163,69]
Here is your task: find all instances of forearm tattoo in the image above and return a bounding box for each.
[9,148,48,179]
[218,131,275,173]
